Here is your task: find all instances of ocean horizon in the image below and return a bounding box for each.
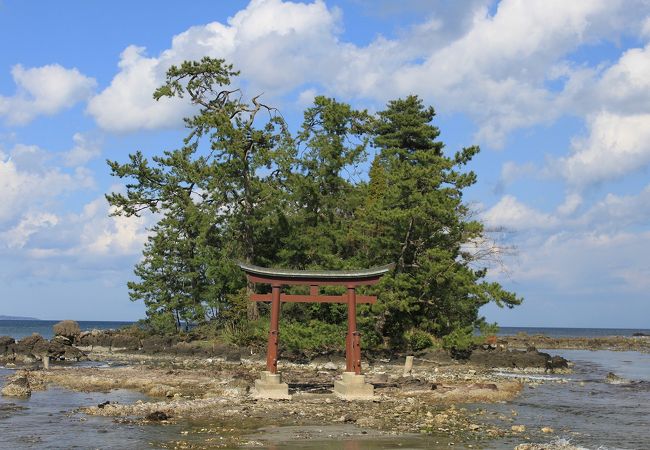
[0,320,135,340]
[1,319,649,341]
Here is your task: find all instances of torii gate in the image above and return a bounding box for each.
[238,262,392,400]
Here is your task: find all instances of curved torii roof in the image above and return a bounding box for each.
[237,261,394,286]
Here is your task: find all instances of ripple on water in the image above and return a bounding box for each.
[0,383,184,450]
[479,349,650,450]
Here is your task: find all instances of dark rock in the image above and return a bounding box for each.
[223,348,242,362]
[145,411,170,421]
[35,337,86,361]
[633,332,650,337]
[110,335,140,351]
[419,348,454,364]
[15,334,45,352]
[77,330,114,347]
[369,372,389,384]
[469,347,549,369]
[52,335,71,346]
[97,401,111,408]
[172,342,197,355]
[546,355,569,371]
[141,336,178,353]
[32,339,52,357]
[450,347,473,360]
[62,346,85,361]
[0,336,15,356]
[45,338,68,355]
[279,349,308,364]
[5,332,86,362]
[605,372,627,384]
[401,378,435,390]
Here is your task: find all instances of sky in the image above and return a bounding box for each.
[1,0,649,327]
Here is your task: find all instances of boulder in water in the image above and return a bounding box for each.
[546,355,569,371]
[145,411,170,421]
[605,372,627,384]
[1,376,31,398]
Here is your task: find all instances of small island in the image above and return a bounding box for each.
[0,315,39,321]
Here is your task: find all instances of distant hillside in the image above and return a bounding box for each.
[0,315,39,320]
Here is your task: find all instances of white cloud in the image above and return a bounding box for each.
[593,44,650,115]
[497,161,537,190]
[391,0,650,147]
[63,133,101,167]
[0,64,96,125]
[481,181,650,327]
[86,46,192,131]
[557,192,582,216]
[0,212,58,249]
[87,0,342,131]
[643,16,650,38]
[76,197,150,257]
[579,184,650,229]
[486,181,650,235]
[557,112,650,186]
[87,0,650,149]
[545,42,650,187]
[495,229,650,290]
[296,88,318,107]
[483,195,557,230]
[0,144,89,225]
[1,193,151,281]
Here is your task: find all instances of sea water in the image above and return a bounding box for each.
[3,321,650,342]
[0,370,162,449]
[0,320,134,340]
[1,322,650,449]
[481,349,650,450]
[499,326,650,338]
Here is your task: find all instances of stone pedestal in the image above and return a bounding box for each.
[333,372,374,400]
[253,371,291,400]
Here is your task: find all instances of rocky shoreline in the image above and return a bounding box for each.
[502,332,650,353]
[4,326,644,449]
[2,348,567,448]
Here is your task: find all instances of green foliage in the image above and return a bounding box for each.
[352,96,522,343]
[404,328,434,352]
[442,326,476,357]
[478,322,500,338]
[143,312,179,335]
[107,58,522,351]
[281,320,347,355]
[220,319,267,348]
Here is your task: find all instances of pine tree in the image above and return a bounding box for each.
[107,58,293,330]
[357,96,521,343]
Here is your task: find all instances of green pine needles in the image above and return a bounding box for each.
[107,58,522,351]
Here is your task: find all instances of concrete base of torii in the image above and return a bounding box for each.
[253,371,291,400]
[333,372,374,400]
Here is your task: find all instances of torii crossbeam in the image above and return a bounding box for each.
[238,262,392,399]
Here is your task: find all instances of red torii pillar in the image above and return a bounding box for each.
[238,262,392,399]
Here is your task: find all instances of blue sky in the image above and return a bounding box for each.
[1,0,650,326]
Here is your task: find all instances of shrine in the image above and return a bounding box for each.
[237,262,393,400]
